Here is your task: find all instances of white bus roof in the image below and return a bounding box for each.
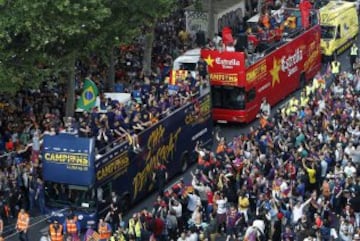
[182,48,201,56]
[173,48,201,70]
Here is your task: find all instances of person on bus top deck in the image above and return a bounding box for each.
[222,27,235,51]
[261,11,271,30]
[299,0,312,29]
[284,13,297,31]
[224,41,236,52]
[197,56,208,80]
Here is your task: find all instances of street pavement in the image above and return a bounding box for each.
[4,39,355,241]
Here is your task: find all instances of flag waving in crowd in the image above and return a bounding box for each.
[76,79,99,111]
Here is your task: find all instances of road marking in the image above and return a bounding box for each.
[3,215,46,233]
[217,120,228,123]
[40,226,48,234]
[4,208,68,239]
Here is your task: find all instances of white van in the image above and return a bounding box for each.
[172,48,201,77]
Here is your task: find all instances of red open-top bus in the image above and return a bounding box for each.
[201,8,321,123]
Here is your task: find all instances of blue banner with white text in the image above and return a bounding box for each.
[42,134,95,186]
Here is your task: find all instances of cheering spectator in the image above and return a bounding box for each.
[339,215,354,241]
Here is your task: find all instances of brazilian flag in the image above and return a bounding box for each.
[76,79,99,111]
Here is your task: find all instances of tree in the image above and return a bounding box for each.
[0,0,176,116]
[135,0,176,78]
[85,0,175,90]
[0,0,111,116]
[86,0,142,91]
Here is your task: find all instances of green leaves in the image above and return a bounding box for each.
[0,0,111,93]
[0,0,176,94]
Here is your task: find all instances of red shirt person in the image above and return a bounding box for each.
[299,0,312,29]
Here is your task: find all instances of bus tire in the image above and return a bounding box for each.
[180,153,189,173]
[299,73,306,89]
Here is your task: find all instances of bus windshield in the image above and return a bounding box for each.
[321,26,335,39]
[179,63,197,71]
[212,86,246,110]
[45,182,96,210]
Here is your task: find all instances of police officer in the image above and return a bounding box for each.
[49,220,63,241]
[109,225,127,241]
[63,214,80,241]
[350,42,359,70]
[16,209,30,241]
[331,56,341,77]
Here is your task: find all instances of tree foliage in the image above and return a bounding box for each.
[0,0,176,99]
[136,0,176,77]
[0,0,111,93]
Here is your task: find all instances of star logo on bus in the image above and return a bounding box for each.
[270,58,281,87]
[204,54,214,68]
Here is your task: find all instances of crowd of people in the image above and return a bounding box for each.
[98,66,359,241]
[0,0,197,238]
[1,1,360,241]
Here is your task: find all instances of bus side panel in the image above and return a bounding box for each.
[304,28,322,82]
[243,59,270,122]
[265,25,321,107]
[95,142,132,213]
[121,92,213,203]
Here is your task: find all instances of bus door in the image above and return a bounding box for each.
[245,87,259,120]
[97,182,113,216]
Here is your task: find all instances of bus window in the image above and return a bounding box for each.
[212,86,222,108]
[180,63,197,71]
[247,88,256,102]
[321,26,335,39]
[211,86,246,110]
[44,182,96,209]
[336,25,341,39]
